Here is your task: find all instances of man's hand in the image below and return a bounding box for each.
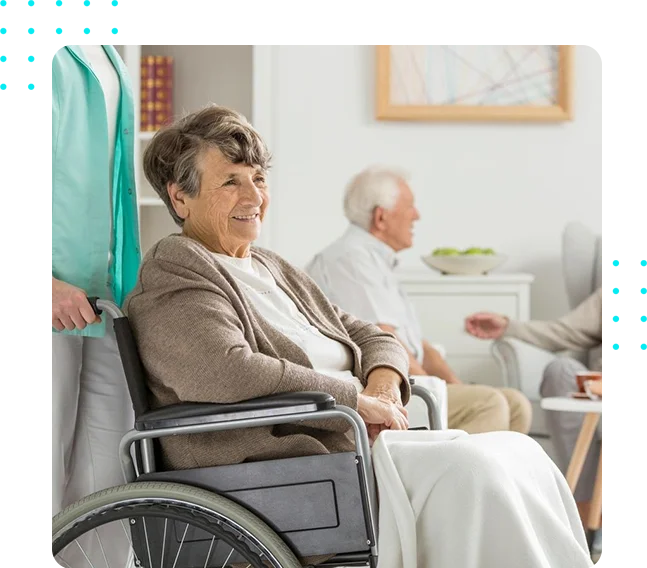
[464,312,509,339]
[52,277,101,331]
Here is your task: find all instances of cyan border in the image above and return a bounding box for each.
[638,216,647,392]
[607,217,647,392]
[0,0,640,144]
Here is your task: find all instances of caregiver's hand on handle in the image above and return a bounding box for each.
[52,277,101,331]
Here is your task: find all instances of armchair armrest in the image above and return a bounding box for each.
[491,338,557,401]
[135,391,335,431]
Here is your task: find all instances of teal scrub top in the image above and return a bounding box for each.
[52,45,141,337]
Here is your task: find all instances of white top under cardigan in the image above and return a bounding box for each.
[214,253,364,393]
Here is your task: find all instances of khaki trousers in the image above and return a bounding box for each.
[447,384,532,434]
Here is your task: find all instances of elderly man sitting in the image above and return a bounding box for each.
[307,167,532,435]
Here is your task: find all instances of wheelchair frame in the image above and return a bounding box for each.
[92,298,442,567]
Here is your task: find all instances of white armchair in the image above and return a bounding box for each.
[406,343,449,430]
[491,338,561,435]
[492,337,557,401]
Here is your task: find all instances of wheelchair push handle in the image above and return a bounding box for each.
[87,296,102,316]
[86,296,126,319]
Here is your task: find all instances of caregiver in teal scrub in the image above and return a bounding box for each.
[52,45,140,515]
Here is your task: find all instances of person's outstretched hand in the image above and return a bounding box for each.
[464,312,508,339]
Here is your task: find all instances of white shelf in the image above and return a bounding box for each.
[396,271,535,284]
[121,45,258,254]
[139,131,158,141]
[138,196,165,207]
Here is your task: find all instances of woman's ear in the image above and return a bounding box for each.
[167,182,189,220]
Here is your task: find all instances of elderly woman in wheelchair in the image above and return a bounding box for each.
[52,105,593,568]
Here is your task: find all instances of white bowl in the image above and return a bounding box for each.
[421,254,506,275]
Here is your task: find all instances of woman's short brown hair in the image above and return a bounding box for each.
[143,104,271,225]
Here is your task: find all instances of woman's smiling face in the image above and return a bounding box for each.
[169,147,269,257]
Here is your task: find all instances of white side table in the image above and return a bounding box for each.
[397,272,534,389]
[540,396,602,546]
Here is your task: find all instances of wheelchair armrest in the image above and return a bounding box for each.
[135,391,336,431]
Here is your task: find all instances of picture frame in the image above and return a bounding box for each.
[376,45,573,122]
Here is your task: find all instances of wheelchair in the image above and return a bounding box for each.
[52,299,442,568]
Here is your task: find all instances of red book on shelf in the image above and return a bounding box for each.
[164,57,174,126]
[140,56,155,132]
[153,56,174,130]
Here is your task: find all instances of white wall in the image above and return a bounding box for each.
[261,46,601,320]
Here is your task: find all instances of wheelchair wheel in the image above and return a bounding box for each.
[53,481,302,568]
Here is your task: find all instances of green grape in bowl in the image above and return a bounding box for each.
[432,247,461,256]
[461,247,485,255]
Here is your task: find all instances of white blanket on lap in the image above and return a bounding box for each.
[372,430,593,568]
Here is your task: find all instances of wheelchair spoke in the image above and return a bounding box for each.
[53,488,293,568]
[93,529,110,568]
[171,522,189,568]
[123,548,136,568]
[75,539,96,568]
[120,519,143,568]
[221,547,234,568]
[160,518,168,568]
[203,536,216,568]
[140,518,153,568]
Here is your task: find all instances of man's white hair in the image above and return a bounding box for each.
[343,166,409,231]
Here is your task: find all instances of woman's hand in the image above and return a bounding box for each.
[357,393,408,444]
[52,277,101,331]
[364,367,403,405]
[362,367,408,442]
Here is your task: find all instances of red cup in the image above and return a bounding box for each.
[576,371,602,393]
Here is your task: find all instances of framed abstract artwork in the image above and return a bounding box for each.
[376,45,573,121]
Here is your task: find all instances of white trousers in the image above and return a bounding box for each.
[52,322,134,515]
